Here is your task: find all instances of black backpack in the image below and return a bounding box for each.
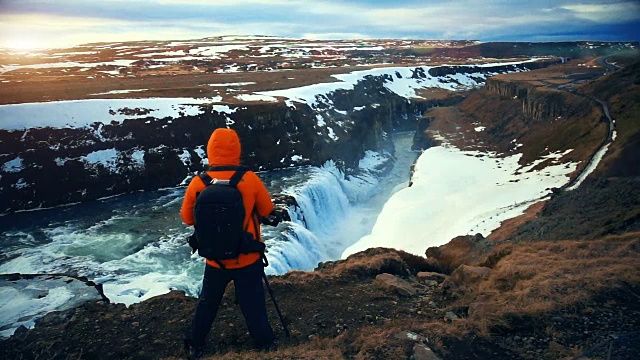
[193,167,250,266]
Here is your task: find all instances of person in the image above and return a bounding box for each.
[180,128,275,358]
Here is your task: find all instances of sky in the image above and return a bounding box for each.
[0,0,638,49]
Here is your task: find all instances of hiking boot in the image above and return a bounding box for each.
[187,346,203,360]
[183,339,204,360]
[254,341,277,352]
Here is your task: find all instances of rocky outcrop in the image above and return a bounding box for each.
[412,116,438,150]
[485,78,592,123]
[425,233,492,274]
[427,58,562,78]
[373,273,417,297]
[262,194,297,225]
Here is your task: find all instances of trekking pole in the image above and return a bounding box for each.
[262,272,290,338]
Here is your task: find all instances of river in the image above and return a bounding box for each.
[0,132,418,336]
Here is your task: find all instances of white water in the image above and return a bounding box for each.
[0,133,417,337]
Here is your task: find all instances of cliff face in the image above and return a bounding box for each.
[427,58,562,78]
[0,80,438,213]
[455,74,606,168]
[484,78,592,123]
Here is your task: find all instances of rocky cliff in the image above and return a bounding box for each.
[484,78,592,124]
[0,84,430,214]
[455,65,606,166]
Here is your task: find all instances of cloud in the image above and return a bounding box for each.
[302,32,373,40]
[0,0,637,49]
[155,0,303,4]
[561,1,640,23]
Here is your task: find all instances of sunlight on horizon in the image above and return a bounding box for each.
[2,36,48,51]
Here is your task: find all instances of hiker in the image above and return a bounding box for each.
[180,128,275,357]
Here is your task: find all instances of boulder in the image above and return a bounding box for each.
[394,330,427,343]
[449,265,492,285]
[413,343,442,360]
[425,233,493,274]
[417,271,447,283]
[373,273,417,297]
[467,301,487,321]
[444,311,460,322]
[262,194,297,226]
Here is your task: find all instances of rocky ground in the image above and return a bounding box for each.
[1,237,638,360]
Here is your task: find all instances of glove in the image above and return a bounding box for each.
[188,233,198,254]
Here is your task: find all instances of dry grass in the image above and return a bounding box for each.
[160,337,345,360]
[343,323,412,360]
[217,337,346,360]
[488,201,546,241]
[457,233,640,325]
[414,87,458,101]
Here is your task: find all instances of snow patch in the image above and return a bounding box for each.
[131,149,145,168]
[2,157,24,173]
[0,98,214,130]
[567,144,610,191]
[82,148,118,171]
[235,94,278,102]
[343,144,577,257]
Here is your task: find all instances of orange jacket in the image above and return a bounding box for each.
[180,128,274,269]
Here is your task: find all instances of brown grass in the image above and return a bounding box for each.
[414,87,457,100]
[488,201,546,241]
[217,337,346,360]
[159,337,345,360]
[456,233,640,326]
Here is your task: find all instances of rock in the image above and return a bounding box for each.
[444,312,460,322]
[425,234,492,273]
[467,302,486,321]
[448,265,492,285]
[416,272,447,283]
[413,343,442,360]
[262,194,297,225]
[394,330,427,343]
[374,273,417,297]
[37,311,71,326]
[13,325,29,338]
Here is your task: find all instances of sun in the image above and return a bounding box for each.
[3,37,46,51]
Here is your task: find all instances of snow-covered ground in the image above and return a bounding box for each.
[258,60,538,108]
[342,143,578,257]
[0,60,539,133]
[0,98,215,130]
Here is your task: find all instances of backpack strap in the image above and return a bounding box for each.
[197,168,247,187]
[208,165,248,172]
[197,172,214,187]
[228,169,248,188]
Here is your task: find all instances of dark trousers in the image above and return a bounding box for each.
[188,260,274,349]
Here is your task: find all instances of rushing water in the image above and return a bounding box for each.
[0,132,418,336]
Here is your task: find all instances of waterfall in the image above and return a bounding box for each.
[264,160,382,274]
